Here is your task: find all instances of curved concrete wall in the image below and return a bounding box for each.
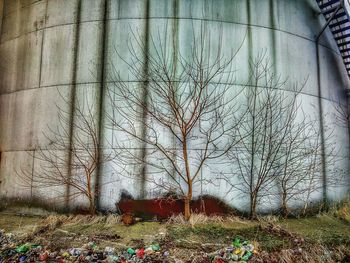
[0,0,349,212]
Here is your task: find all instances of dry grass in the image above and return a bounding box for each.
[37,215,67,230]
[335,200,350,222]
[225,215,250,224]
[167,213,225,226]
[104,214,122,226]
[18,214,122,243]
[257,214,281,224]
[258,245,350,263]
[166,213,250,227]
[27,214,121,236]
[61,214,121,226]
[300,246,334,263]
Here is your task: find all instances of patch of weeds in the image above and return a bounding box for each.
[335,200,350,223]
[0,214,41,233]
[167,223,291,252]
[168,224,226,242]
[61,223,93,234]
[279,215,350,247]
[235,226,292,252]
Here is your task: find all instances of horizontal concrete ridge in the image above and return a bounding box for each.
[0,0,349,215]
[0,81,347,113]
[0,17,344,53]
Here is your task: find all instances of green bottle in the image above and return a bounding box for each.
[127,248,135,255]
[232,238,242,248]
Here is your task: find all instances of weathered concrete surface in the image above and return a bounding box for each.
[0,1,3,35]
[0,0,349,213]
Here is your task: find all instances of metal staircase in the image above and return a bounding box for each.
[316,0,350,78]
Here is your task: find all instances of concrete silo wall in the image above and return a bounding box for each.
[0,0,349,213]
[0,1,3,33]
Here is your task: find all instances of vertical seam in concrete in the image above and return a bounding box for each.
[65,0,82,211]
[0,0,4,186]
[247,0,257,217]
[269,0,277,74]
[316,43,328,208]
[29,0,48,201]
[95,0,109,210]
[171,0,179,184]
[0,0,4,40]
[38,0,48,89]
[30,150,35,198]
[247,0,252,63]
[139,0,151,199]
[269,0,279,209]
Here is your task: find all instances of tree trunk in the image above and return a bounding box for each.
[302,202,308,216]
[182,133,193,221]
[184,197,191,221]
[184,180,193,221]
[281,193,289,218]
[88,196,96,215]
[250,194,257,219]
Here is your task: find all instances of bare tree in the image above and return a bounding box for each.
[224,54,345,218]
[332,92,350,201]
[18,89,115,215]
[277,117,323,217]
[106,22,246,220]
[279,110,348,217]
[333,92,350,157]
[225,53,311,219]
[333,91,350,129]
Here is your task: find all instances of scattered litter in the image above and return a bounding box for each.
[207,236,256,262]
[0,229,16,250]
[1,228,257,262]
[0,228,166,263]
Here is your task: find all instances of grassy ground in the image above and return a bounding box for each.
[0,213,40,233]
[279,215,350,247]
[0,211,349,262]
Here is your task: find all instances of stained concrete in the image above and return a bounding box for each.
[0,1,3,35]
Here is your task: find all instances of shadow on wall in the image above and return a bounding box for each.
[0,194,239,218]
[116,192,239,220]
[0,193,331,219]
[0,196,65,214]
[115,194,330,220]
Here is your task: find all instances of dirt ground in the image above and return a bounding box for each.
[0,211,350,262]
